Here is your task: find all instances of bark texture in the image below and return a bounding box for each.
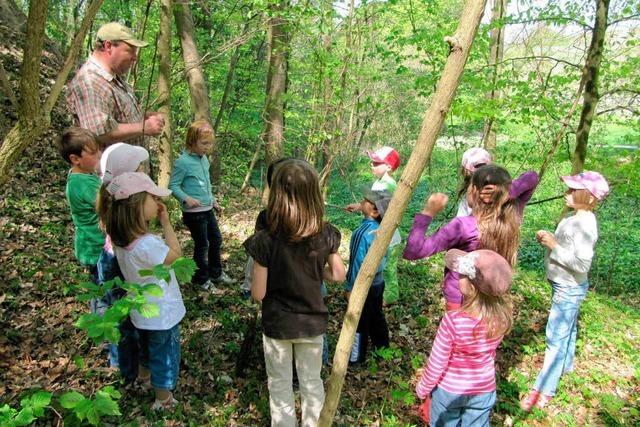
[318,0,488,424]
[157,0,173,188]
[482,0,506,152]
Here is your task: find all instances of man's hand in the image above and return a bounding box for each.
[536,230,557,250]
[421,193,448,217]
[143,113,165,136]
[184,196,202,208]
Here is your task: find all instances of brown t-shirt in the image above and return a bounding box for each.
[243,222,341,339]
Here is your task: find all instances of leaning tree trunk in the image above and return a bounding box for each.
[174,0,220,185]
[571,0,610,174]
[260,0,289,200]
[482,0,506,153]
[0,0,103,187]
[156,0,172,188]
[318,0,488,424]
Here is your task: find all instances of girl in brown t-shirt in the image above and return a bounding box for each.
[244,158,345,427]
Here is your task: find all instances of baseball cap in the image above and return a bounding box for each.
[444,249,513,296]
[363,189,392,219]
[561,171,609,200]
[101,143,149,183]
[106,172,171,200]
[96,22,149,47]
[461,147,492,173]
[367,146,400,171]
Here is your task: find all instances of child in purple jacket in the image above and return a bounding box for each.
[403,165,523,310]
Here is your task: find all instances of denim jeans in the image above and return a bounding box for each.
[183,210,223,284]
[350,284,389,364]
[137,325,181,390]
[534,280,589,396]
[430,387,496,427]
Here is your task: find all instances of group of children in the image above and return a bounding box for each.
[59,123,610,425]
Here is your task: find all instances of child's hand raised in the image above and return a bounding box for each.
[157,201,170,224]
[422,193,448,217]
[344,203,361,213]
[536,230,557,249]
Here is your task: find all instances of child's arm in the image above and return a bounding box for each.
[158,202,182,265]
[344,202,361,213]
[538,221,596,273]
[251,261,268,302]
[323,253,346,282]
[403,195,466,260]
[168,160,201,208]
[509,170,540,206]
[416,314,455,399]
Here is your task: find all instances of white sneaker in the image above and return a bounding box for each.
[212,272,234,286]
[202,279,224,295]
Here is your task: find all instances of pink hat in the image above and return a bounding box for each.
[367,146,400,171]
[561,171,609,200]
[106,172,171,200]
[461,147,492,173]
[100,143,149,183]
[445,249,513,296]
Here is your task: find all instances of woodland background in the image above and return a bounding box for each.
[0,0,639,425]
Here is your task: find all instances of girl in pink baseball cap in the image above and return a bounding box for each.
[521,171,609,412]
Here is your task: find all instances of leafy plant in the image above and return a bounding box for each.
[0,391,51,427]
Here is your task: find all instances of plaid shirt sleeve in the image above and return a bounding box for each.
[67,70,119,136]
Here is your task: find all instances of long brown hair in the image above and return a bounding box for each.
[267,158,324,242]
[461,284,513,339]
[97,191,149,247]
[471,165,520,266]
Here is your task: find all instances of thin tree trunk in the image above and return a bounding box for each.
[0,0,103,186]
[318,0,488,424]
[174,0,221,184]
[156,0,172,188]
[261,0,289,173]
[240,141,261,192]
[571,0,609,174]
[482,0,506,153]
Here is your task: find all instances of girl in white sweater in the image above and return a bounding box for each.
[521,171,609,411]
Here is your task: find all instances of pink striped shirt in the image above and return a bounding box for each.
[416,311,503,398]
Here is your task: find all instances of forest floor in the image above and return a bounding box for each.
[1,135,639,426]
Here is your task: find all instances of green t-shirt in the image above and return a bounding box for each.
[371,173,397,193]
[66,171,105,265]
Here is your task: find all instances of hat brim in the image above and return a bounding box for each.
[367,151,383,163]
[560,175,587,190]
[123,38,149,47]
[148,187,172,198]
[444,249,469,273]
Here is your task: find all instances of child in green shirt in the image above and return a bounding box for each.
[57,127,105,273]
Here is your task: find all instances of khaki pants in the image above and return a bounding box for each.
[263,334,324,427]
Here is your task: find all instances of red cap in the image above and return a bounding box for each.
[367,146,400,171]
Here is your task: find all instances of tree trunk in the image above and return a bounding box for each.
[571,0,609,174]
[261,0,289,177]
[0,59,17,110]
[318,0,488,424]
[0,0,103,187]
[174,0,221,185]
[481,0,506,153]
[156,0,172,188]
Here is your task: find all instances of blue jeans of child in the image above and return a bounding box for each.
[120,324,181,390]
[183,210,223,284]
[534,280,589,396]
[430,387,496,427]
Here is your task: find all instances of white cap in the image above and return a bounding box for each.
[101,143,149,183]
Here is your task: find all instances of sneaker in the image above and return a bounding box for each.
[520,390,539,412]
[202,280,225,295]
[535,393,552,409]
[212,272,234,286]
[151,396,178,411]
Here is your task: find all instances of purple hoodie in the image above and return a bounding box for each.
[403,170,539,303]
[403,214,479,304]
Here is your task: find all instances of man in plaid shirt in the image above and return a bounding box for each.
[67,22,164,148]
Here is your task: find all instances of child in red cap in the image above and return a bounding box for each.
[345,146,402,305]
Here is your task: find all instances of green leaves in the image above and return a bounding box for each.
[0,391,52,427]
[59,388,121,426]
[172,257,197,283]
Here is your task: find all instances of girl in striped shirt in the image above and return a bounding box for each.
[415,249,513,426]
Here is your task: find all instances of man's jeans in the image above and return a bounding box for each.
[430,387,496,427]
[183,210,223,284]
[534,281,589,396]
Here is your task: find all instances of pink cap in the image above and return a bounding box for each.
[445,249,513,296]
[106,172,171,200]
[367,146,400,171]
[561,171,609,200]
[461,147,492,173]
[100,143,149,183]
